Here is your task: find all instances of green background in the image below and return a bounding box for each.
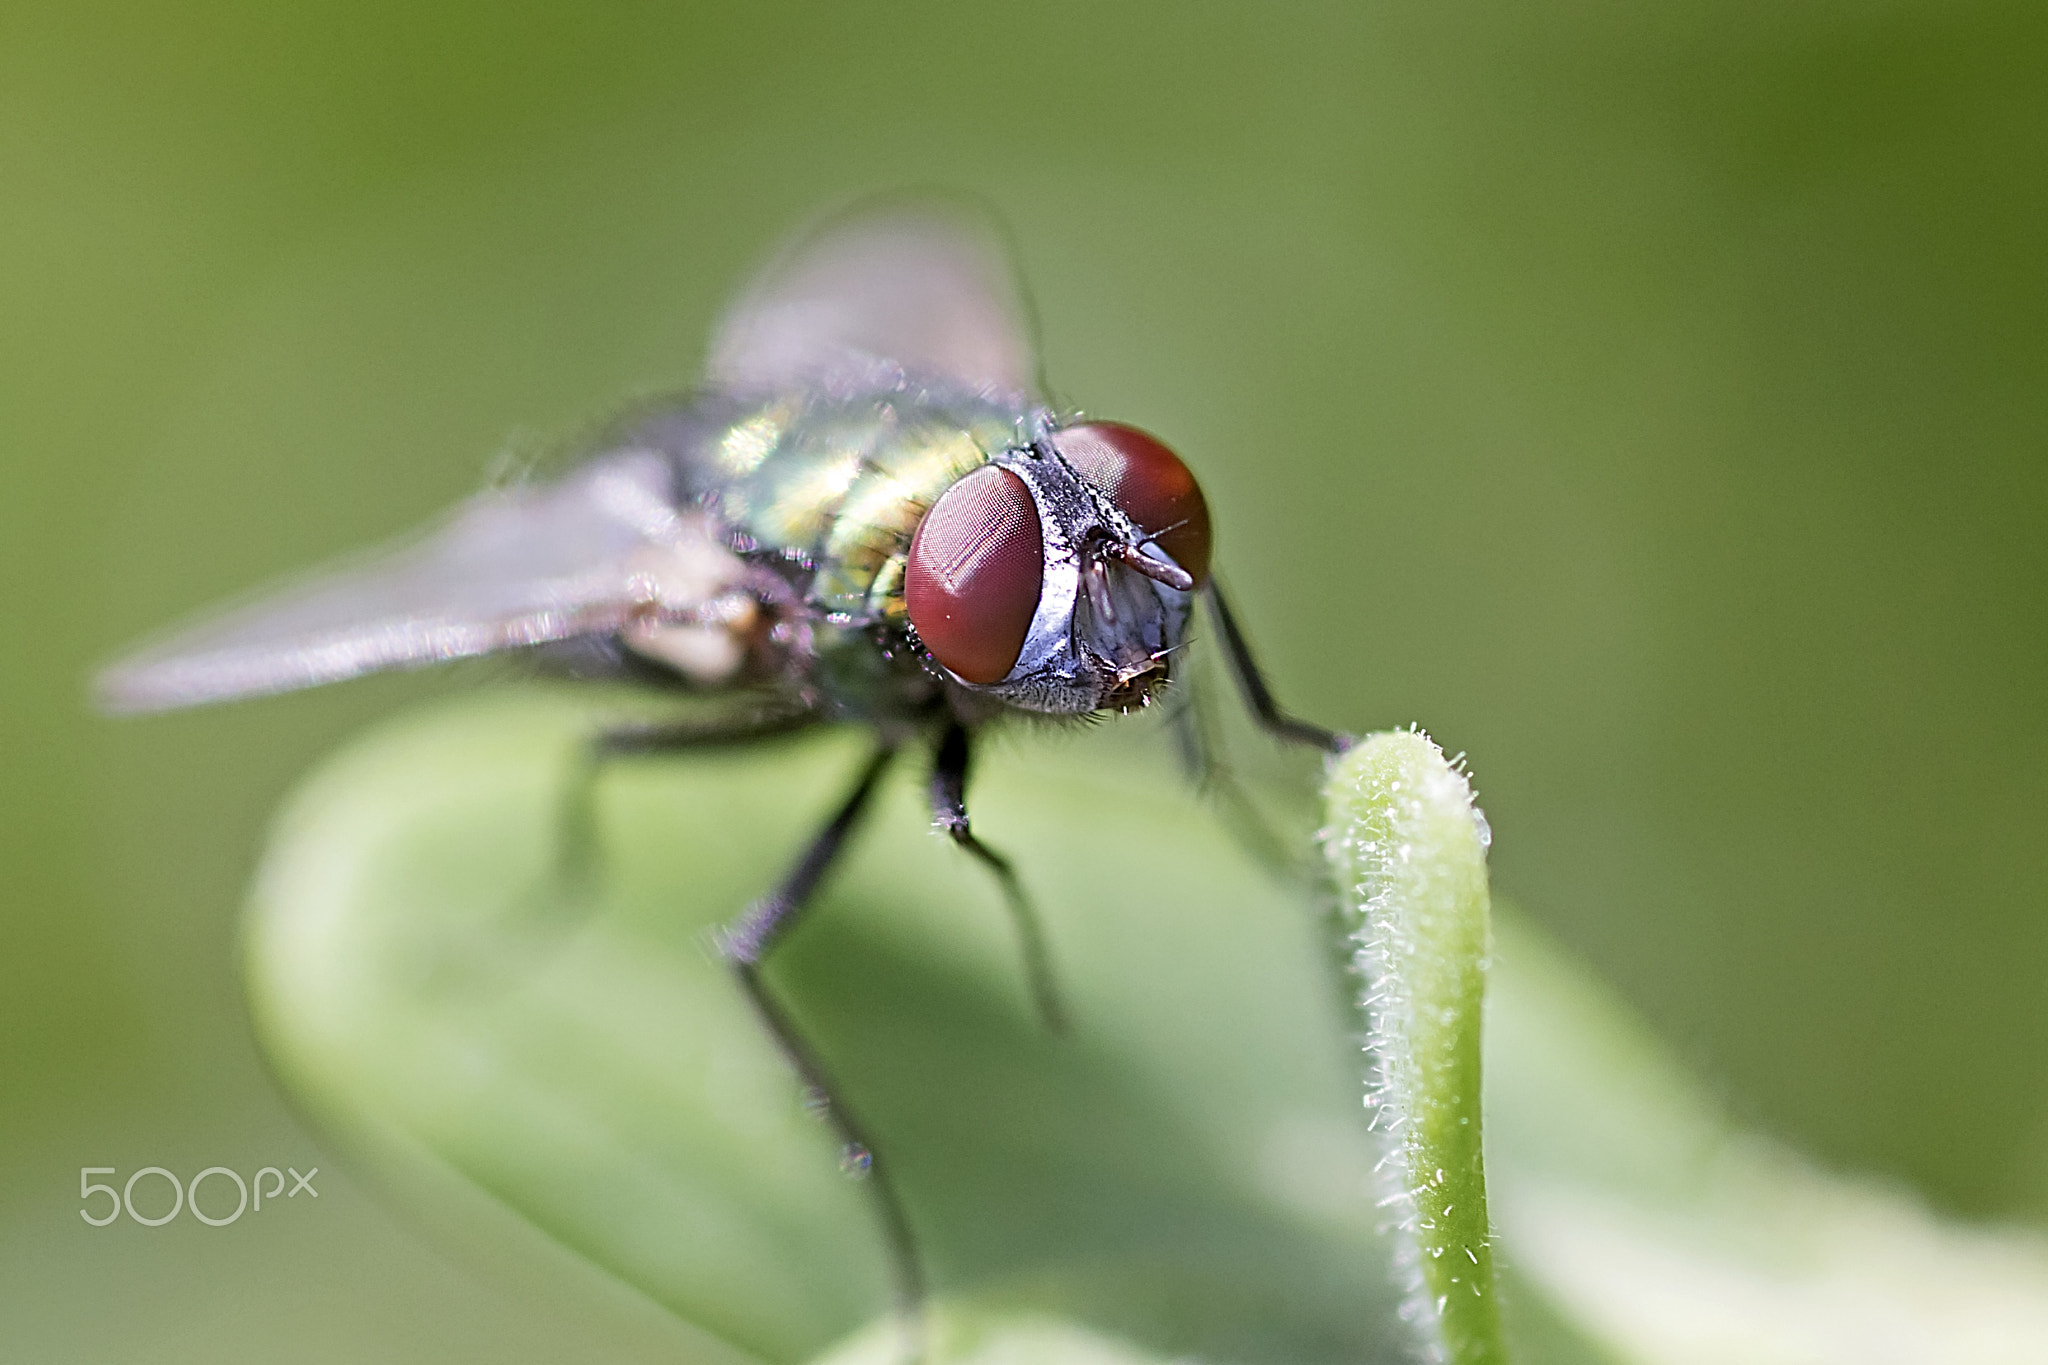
[3,2,2042,1359]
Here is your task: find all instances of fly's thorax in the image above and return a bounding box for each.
[810,424,988,621]
[675,390,1032,619]
[609,387,1044,716]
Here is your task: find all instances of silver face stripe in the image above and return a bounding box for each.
[991,451,1082,680]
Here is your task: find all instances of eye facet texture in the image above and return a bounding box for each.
[906,465,1044,684]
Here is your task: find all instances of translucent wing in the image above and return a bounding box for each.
[706,198,1041,404]
[96,450,747,713]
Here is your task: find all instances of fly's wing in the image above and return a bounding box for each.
[95,450,747,713]
[705,198,1042,404]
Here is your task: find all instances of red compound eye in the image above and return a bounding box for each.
[1050,421,1212,586]
[906,465,1044,684]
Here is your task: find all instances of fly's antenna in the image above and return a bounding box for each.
[1112,542,1195,591]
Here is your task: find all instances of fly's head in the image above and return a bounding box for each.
[904,421,1212,717]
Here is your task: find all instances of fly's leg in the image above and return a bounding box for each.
[591,703,821,756]
[719,744,929,1333]
[1203,580,1353,754]
[930,721,1069,1035]
[1165,680,1296,875]
[550,703,820,905]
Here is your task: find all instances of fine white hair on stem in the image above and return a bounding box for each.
[1322,729,1504,1365]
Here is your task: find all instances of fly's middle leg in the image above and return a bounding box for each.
[930,720,1069,1035]
[719,743,930,1337]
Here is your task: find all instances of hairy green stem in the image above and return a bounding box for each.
[1323,730,1504,1365]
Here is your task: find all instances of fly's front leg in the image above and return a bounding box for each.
[1202,579,1353,754]
[930,721,1069,1035]
[718,744,929,1327]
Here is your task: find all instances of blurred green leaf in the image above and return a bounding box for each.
[812,1310,1188,1365]
[246,688,1405,1364]
[246,689,2048,1364]
[1483,909,2048,1365]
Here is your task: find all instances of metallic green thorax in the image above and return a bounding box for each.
[694,390,1033,625]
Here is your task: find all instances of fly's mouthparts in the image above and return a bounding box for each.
[1101,654,1171,712]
